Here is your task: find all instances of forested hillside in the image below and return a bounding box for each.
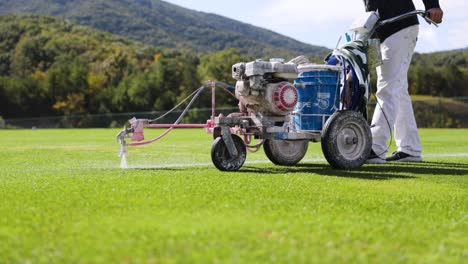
[0,0,330,58]
[409,51,467,97]
[0,15,250,119]
[0,15,466,127]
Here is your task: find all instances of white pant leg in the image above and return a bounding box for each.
[394,28,421,156]
[370,25,420,157]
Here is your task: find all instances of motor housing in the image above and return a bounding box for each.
[232,58,298,116]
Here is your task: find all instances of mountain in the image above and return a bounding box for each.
[0,0,330,58]
[0,14,255,120]
[0,14,466,127]
[413,50,467,68]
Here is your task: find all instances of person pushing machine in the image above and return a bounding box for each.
[364,0,444,163]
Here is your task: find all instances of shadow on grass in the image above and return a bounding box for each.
[239,164,416,180]
[238,161,468,180]
[133,161,467,181]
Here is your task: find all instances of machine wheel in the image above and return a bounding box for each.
[264,139,308,166]
[211,135,247,171]
[321,110,371,169]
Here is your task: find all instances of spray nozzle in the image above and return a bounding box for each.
[116,126,133,157]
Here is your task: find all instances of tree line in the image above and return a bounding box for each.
[0,15,251,120]
[0,15,466,124]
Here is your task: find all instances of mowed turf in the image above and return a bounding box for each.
[0,128,466,263]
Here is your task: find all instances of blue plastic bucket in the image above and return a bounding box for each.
[293,65,341,132]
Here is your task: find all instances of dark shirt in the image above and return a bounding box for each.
[363,0,440,41]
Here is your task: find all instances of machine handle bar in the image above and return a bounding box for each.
[378,10,439,28]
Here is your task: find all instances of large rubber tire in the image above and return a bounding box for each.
[321,110,371,169]
[264,139,309,166]
[211,135,247,171]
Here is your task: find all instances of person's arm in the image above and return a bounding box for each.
[423,0,444,23]
[363,0,378,12]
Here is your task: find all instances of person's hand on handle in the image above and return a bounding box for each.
[427,8,444,24]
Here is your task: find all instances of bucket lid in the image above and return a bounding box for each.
[297,63,341,73]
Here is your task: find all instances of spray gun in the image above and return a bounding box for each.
[116,126,132,157]
[116,118,148,157]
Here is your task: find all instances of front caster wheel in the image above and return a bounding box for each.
[211,134,247,171]
[321,110,371,169]
[263,139,308,166]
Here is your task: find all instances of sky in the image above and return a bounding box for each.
[164,0,467,53]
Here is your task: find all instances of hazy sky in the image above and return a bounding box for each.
[164,0,467,53]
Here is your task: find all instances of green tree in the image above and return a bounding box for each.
[46,55,89,114]
[11,34,55,75]
[441,64,464,97]
[197,49,250,107]
[198,48,245,84]
[0,76,49,117]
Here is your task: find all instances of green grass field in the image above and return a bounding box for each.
[0,128,466,263]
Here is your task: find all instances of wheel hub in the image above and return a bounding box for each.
[344,135,358,145]
[337,124,366,160]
